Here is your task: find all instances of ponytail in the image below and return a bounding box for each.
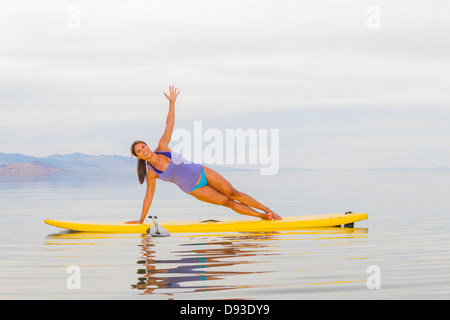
[130,140,148,184]
[137,159,147,184]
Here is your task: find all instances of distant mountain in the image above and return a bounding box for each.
[0,153,41,164]
[0,152,135,172]
[0,152,254,173]
[0,161,63,172]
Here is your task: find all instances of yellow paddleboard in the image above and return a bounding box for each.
[44,212,368,234]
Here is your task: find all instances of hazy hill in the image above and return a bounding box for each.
[0,152,249,173]
[0,152,134,172]
[0,161,63,172]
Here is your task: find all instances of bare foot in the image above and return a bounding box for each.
[266,211,282,220]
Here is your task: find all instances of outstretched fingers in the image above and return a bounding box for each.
[163,85,180,101]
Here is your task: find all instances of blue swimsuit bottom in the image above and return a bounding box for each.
[191,167,208,192]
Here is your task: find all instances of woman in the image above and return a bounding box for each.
[126,86,282,224]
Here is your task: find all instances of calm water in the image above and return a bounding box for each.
[1,170,449,299]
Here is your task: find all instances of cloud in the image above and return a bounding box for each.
[1,0,449,168]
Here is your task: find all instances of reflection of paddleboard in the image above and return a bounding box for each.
[44,212,368,234]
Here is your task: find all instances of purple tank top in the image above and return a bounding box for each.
[147,151,203,193]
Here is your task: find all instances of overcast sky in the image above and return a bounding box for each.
[1,0,449,169]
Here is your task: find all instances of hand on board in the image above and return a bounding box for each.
[125,220,142,224]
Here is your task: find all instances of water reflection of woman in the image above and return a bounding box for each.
[132,234,276,295]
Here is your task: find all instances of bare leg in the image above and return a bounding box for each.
[190,185,270,219]
[190,166,282,220]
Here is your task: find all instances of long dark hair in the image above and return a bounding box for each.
[130,140,148,184]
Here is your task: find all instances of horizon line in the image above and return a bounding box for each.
[0,151,449,172]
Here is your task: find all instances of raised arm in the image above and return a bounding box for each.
[158,85,180,151]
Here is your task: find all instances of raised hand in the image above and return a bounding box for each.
[163,85,180,103]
